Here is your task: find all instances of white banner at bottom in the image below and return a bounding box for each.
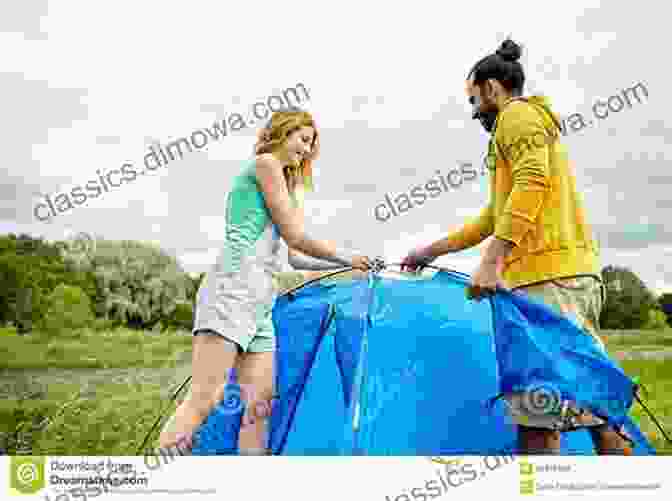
[2,454,670,501]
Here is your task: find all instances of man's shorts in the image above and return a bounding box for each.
[503,275,609,431]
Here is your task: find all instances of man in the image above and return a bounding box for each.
[401,39,631,455]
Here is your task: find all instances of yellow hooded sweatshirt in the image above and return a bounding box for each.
[445,95,601,289]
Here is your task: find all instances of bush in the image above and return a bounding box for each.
[167,301,193,330]
[643,308,670,330]
[40,284,95,337]
[273,271,306,293]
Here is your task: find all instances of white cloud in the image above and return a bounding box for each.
[178,248,219,272]
[304,199,354,227]
[197,216,226,241]
[2,0,670,297]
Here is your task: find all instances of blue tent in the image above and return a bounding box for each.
[191,269,656,455]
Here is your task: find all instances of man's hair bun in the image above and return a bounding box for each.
[496,39,522,62]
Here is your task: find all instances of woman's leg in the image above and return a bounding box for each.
[158,331,239,449]
[235,349,275,455]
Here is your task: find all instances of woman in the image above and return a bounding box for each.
[158,107,372,454]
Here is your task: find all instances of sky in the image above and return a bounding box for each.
[2,0,670,293]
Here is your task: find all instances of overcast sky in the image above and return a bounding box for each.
[2,0,670,293]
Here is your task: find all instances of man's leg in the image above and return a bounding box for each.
[518,427,561,455]
[587,423,632,455]
[518,423,632,455]
[505,392,563,454]
[510,276,631,455]
[562,277,631,454]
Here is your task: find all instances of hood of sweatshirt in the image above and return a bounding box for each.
[505,95,564,135]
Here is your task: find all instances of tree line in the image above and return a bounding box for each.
[0,233,669,336]
[0,233,202,336]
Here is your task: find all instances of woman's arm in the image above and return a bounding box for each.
[255,154,355,266]
[288,248,350,270]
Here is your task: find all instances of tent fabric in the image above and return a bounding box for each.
[191,270,656,456]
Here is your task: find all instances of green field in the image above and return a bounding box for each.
[1,327,671,455]
[0,327,192,456]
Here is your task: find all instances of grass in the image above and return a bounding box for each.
[618,359,672,453]
[601,330,672,453]
[0,327,192,455]
[1,381,169,455]
[1,326,671,455]
[603,329,672,349]
[5,382,167,455]
[0,327,192,370]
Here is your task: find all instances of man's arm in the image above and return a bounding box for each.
[473,107,552,268]
[424,204,495,259]
[492,105,551,248]
[481,237,515,265]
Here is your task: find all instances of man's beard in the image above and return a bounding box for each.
[474,109,499,133]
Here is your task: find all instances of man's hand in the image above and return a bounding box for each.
[467,259,505,300]
[400,245,436,273]
[466,238,513,300]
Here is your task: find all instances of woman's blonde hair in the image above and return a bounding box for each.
[254,106,319,191]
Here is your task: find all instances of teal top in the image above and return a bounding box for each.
[222,158,296,272]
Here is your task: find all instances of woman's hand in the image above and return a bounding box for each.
[351,255,373,271]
